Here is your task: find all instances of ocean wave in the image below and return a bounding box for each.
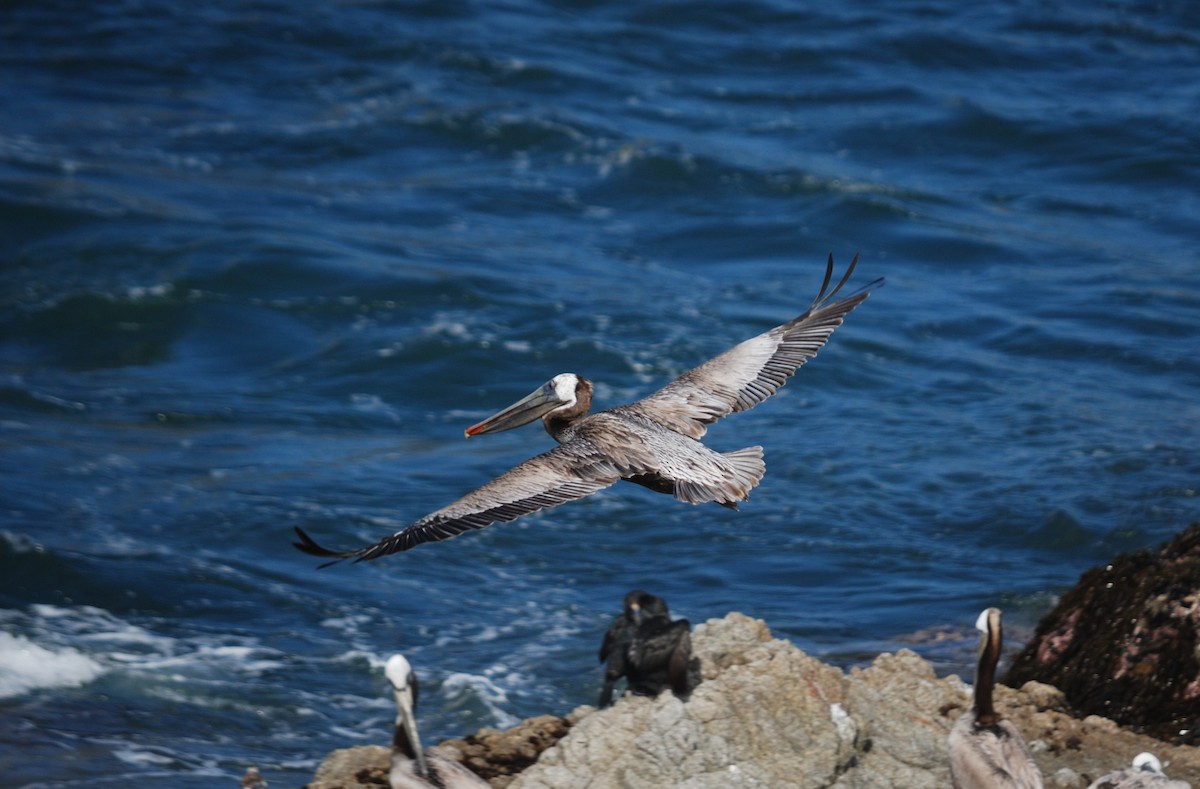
[0,631,104,699]
[441,671,521,729]
[0,603,286,700]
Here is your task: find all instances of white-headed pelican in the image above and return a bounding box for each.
[296,255,878,563]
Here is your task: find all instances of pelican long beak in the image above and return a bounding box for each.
[465,382,566,437]
[393,686,430,778]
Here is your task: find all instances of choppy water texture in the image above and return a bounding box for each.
[2,1,1199,786]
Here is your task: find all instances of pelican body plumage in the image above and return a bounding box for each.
[1086,753,1192,789]
[295,254,879,564]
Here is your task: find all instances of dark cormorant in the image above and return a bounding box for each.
[597,591,697,708]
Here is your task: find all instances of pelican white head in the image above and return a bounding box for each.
[548,373,580,407]
[1133,752,1164,773]
[386,653,414,691]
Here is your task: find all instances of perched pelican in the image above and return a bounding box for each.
[384,654,489,789]
[597,590,696,708]
[1086,753,1192,789]
[295,255,878,564]
[948,608,1044,789]
[240,767,267,789]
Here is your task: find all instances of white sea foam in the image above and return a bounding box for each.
[112,746,176,766]
[423,313,499,346]
[2,603,287,703]
[350,393,401,422]
[0,632,105,698]
[0,530,43,554]
[126,283,172,300]
[320,613,374,638]
[33,604,177,654]
[502,340,532,353]
[134,644,286,676]
[471,625,502,642]
[332,648,383,669]
[442,672,521,729]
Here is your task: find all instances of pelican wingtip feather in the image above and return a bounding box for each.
[292,526,361,568]
[813,252,883,306]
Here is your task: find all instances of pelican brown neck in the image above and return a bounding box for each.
[391,701,421,757]
[543,376,592,439]
[973,607,1002,726]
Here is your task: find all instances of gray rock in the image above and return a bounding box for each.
[508,613,1200,789]
[307,613,1200,789]
[511,613,934,789]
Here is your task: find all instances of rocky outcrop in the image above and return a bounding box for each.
[1004,523,1200,744]
[307,612,1200,788]
[514,614,852,789]
[302,713,578,789]
[306,744,389,788]
[438,714,576,787]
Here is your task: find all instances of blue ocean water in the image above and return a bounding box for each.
[2,0,1198,785]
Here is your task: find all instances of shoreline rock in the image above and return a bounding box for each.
[1005,522,1200,744]
[306,612,1200,788]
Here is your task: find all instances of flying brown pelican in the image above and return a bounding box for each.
[598,590,697,708]
[384,654,489,789]
[1086,753,1192,789]
[294,255,878,564]
[948,608,1044,789]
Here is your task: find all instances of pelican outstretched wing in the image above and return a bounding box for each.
[627,254,880,440]
[295,443,622,564]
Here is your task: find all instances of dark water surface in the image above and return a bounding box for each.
[2,1,1198,785]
